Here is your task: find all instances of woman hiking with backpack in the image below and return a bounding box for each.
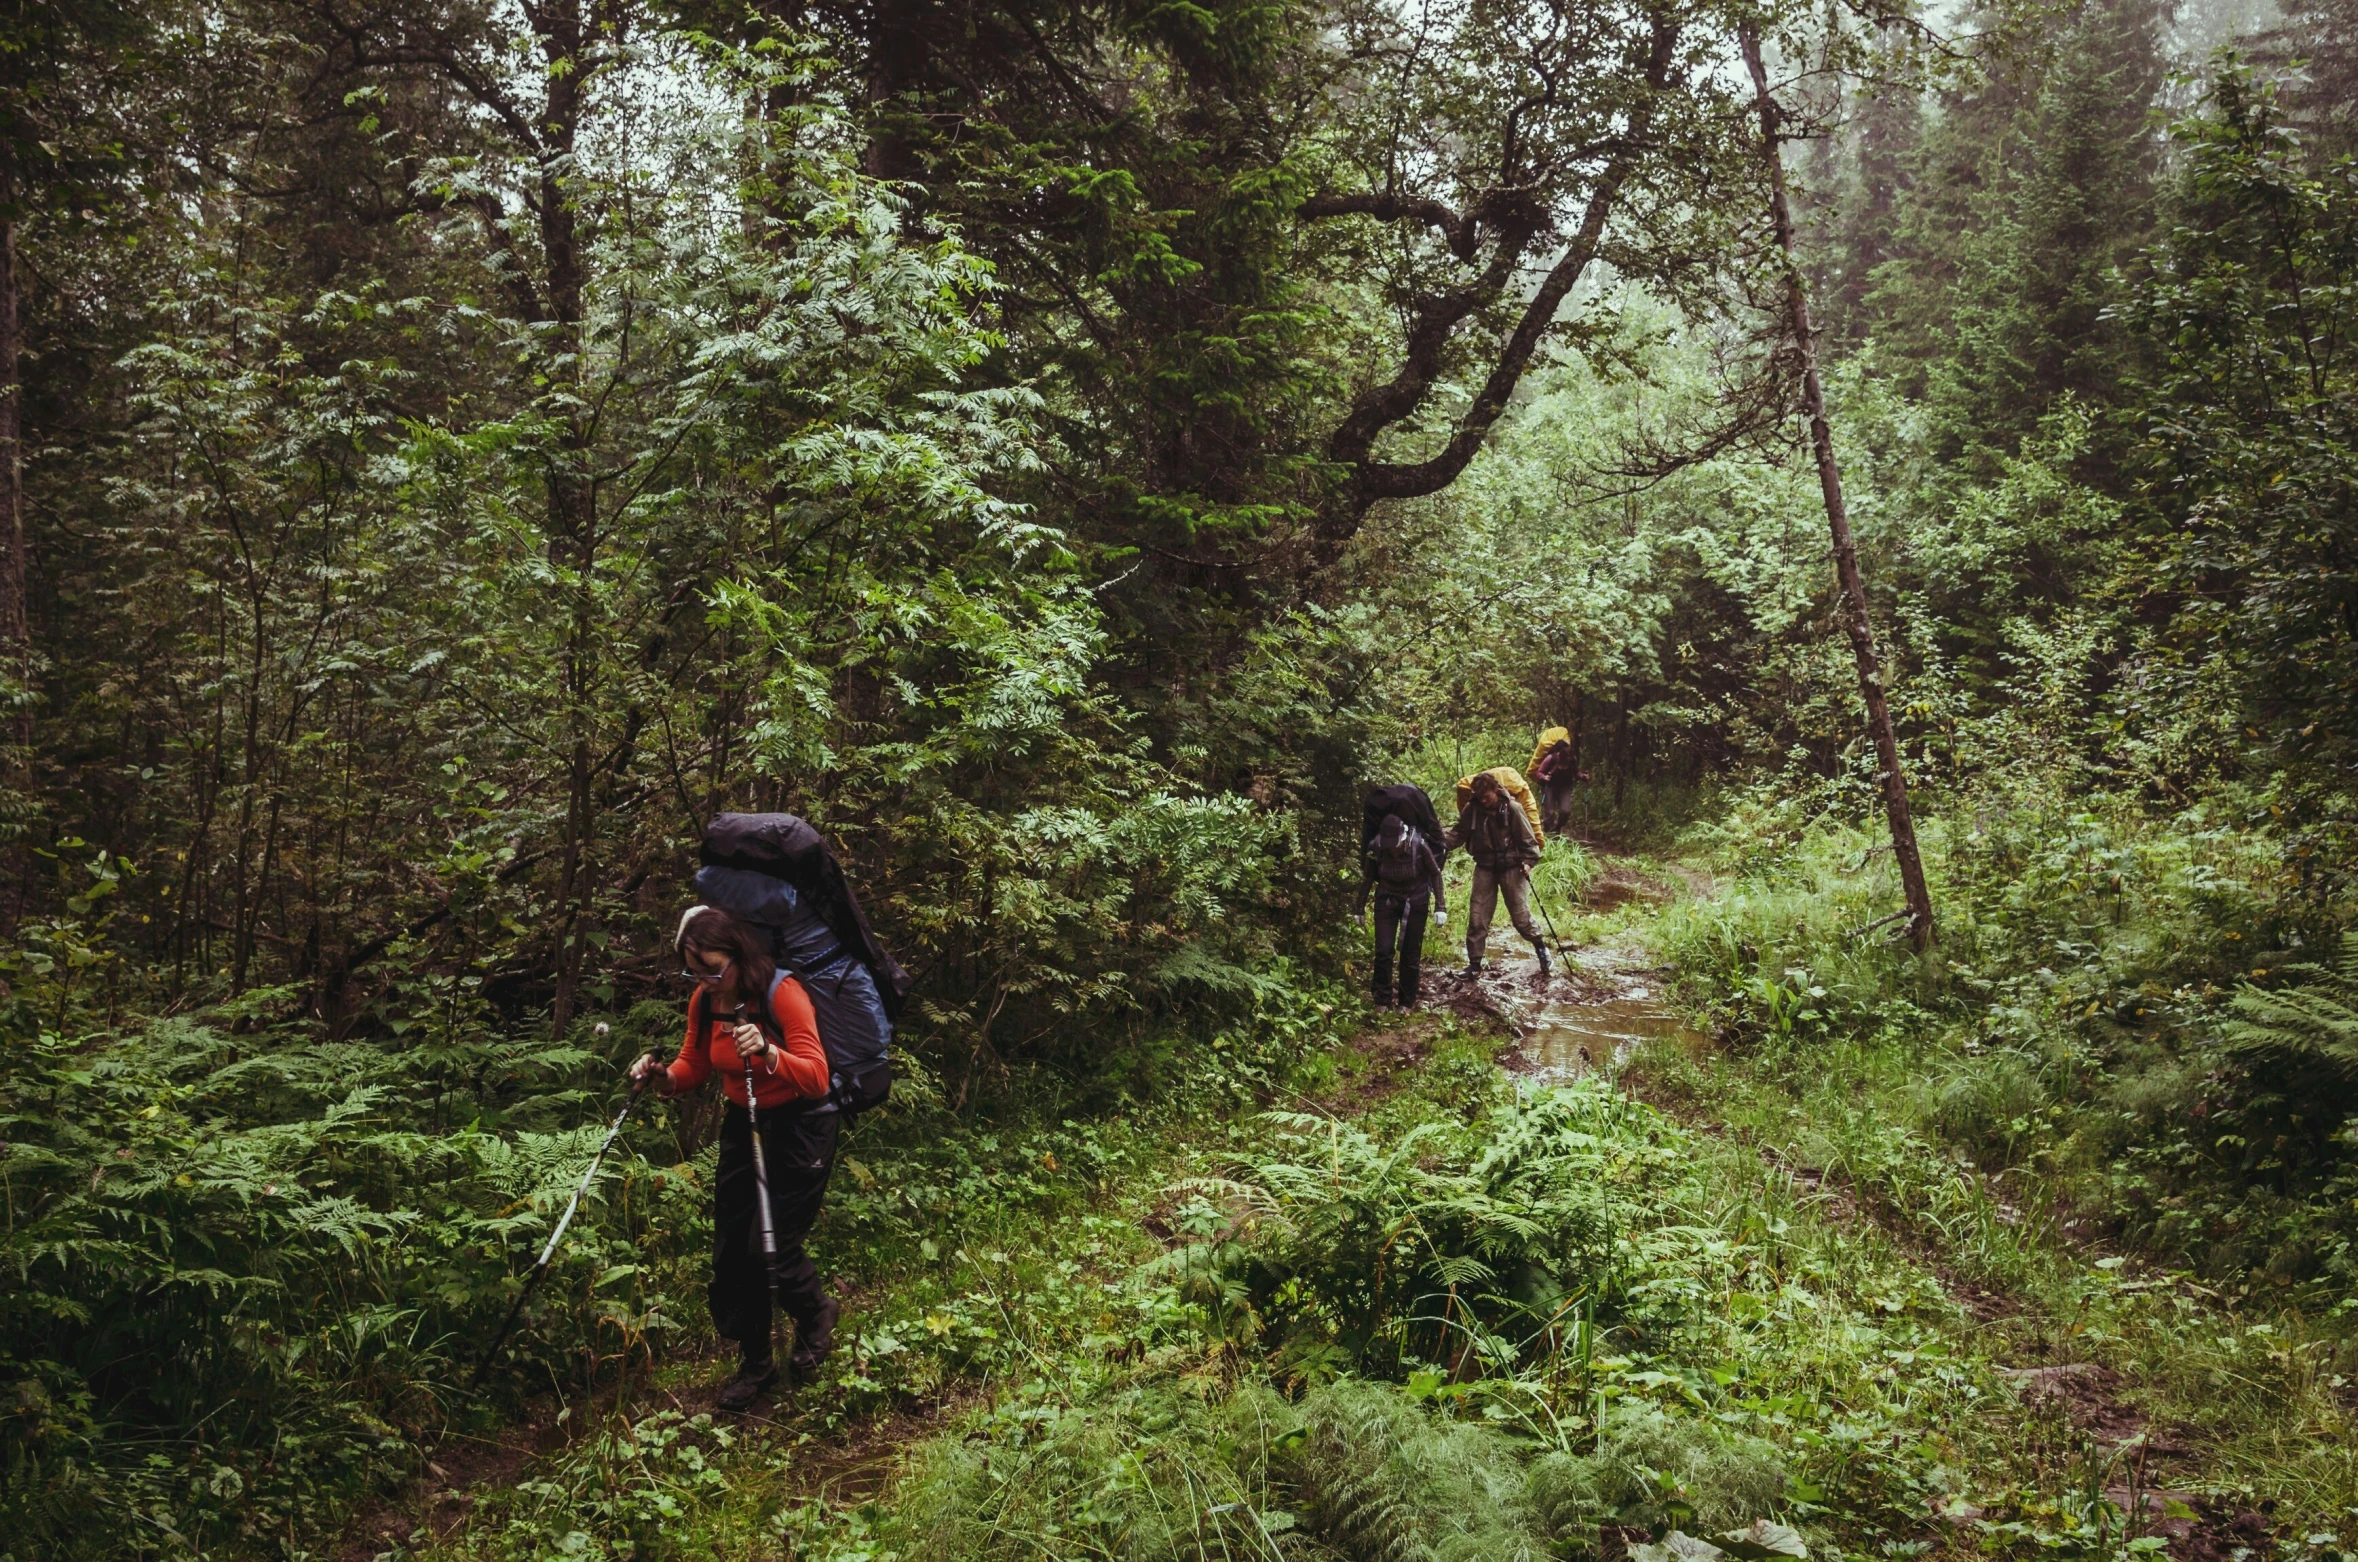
[629,906,843,1410]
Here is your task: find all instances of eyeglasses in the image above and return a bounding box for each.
[678,962,731,983]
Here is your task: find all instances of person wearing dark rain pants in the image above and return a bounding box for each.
[630,906,841,1411]
[1357,814,1447,1008]
[1445,771,1549,979]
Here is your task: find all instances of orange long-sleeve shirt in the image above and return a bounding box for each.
[666,977,831,1109]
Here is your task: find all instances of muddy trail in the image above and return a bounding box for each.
[1414,856,1705,1084]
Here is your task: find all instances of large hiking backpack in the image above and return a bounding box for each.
[700,813,911,1015]
[1528,725,1572,781]
[696,813,907,1115]
[1361,783,1446,863]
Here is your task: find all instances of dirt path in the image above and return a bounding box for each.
[1418,851,1703,1082]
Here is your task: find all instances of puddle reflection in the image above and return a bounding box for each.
[1473,944,1707,1083]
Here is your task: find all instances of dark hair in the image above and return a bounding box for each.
[679,907,779,1019]
[1377,815,1412,852]
[1471,771,1503,796]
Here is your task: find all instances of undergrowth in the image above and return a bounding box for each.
[0,925,1358,1560]
[402,1030,2300,1562]
[1651,781,2358,1528]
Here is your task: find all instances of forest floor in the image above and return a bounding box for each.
[351,845,2339,1562]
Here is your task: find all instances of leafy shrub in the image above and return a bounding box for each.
[1176,1092,1641,1380]
[885,1378,1301,1561]
[0,997,703,1559]
[1276,1378,1551,1561]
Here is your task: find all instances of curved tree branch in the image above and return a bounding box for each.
[1299,192,1481,260]
[1312,8,1685,549]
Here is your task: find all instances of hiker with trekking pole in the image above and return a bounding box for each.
[474,813,904,1409]
[627,813,908,1411]
[628,905,840,1410]
[1446,769,1552,982]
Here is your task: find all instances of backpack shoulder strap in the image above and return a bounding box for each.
[757,968,796,1039]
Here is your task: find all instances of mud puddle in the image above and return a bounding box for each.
[1456,932,1707,1084]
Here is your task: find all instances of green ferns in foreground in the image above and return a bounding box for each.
[402,1012,2346,1562]
[0,962,1355,1560]
[767,1082,2038,1561]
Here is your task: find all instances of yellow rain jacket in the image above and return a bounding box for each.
[1529,726,1571,780]
[1454,766,1544,850]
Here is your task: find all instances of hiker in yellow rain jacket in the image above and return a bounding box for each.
[1444,770,1548,980]
[1529,725,1584,838]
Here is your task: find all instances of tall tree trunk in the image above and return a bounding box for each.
[1612,699,1627,809]
[1740,26,1936,950]
[0,158,28,936]
[539,0,599,1037]
[0,219,21,664]
[0,148,27,730]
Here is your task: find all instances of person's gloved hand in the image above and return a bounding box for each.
[1433,908,1448,927]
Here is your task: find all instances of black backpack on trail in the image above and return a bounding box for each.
[1361,784,1446,865]
[697,812,909,1115]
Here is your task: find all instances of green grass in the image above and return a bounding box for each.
[1641,796,2358,1535]
[311,787,2358,1562]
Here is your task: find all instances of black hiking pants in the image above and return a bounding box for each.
[1373,892,1430,1007]
[711,1101,839,1364]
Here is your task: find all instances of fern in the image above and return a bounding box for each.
[1204,1090,1629,1375]
[2222,932,2358,1081]
[1277,1381,1551,1562]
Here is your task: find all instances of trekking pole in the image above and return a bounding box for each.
[1525,864,1570,958]
[472,1083,643,1391]
[735,1005,783,1310]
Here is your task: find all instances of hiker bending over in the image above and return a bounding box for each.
[630,906,842,1410]
[1357,814,1447,1009]
[1530,730,1586,840]
[1445,771,1549,979]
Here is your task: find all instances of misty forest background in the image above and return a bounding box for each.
[7,0,2358,1556]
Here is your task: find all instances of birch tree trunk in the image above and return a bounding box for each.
[1740,24,1936,950]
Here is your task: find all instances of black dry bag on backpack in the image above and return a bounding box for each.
[1361,784,1446,862]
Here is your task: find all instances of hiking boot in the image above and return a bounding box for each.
[1464,957,1482,979]
[788,1295,840,1380]
[715,1354,776,1412]
[1533,944,1551,980]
